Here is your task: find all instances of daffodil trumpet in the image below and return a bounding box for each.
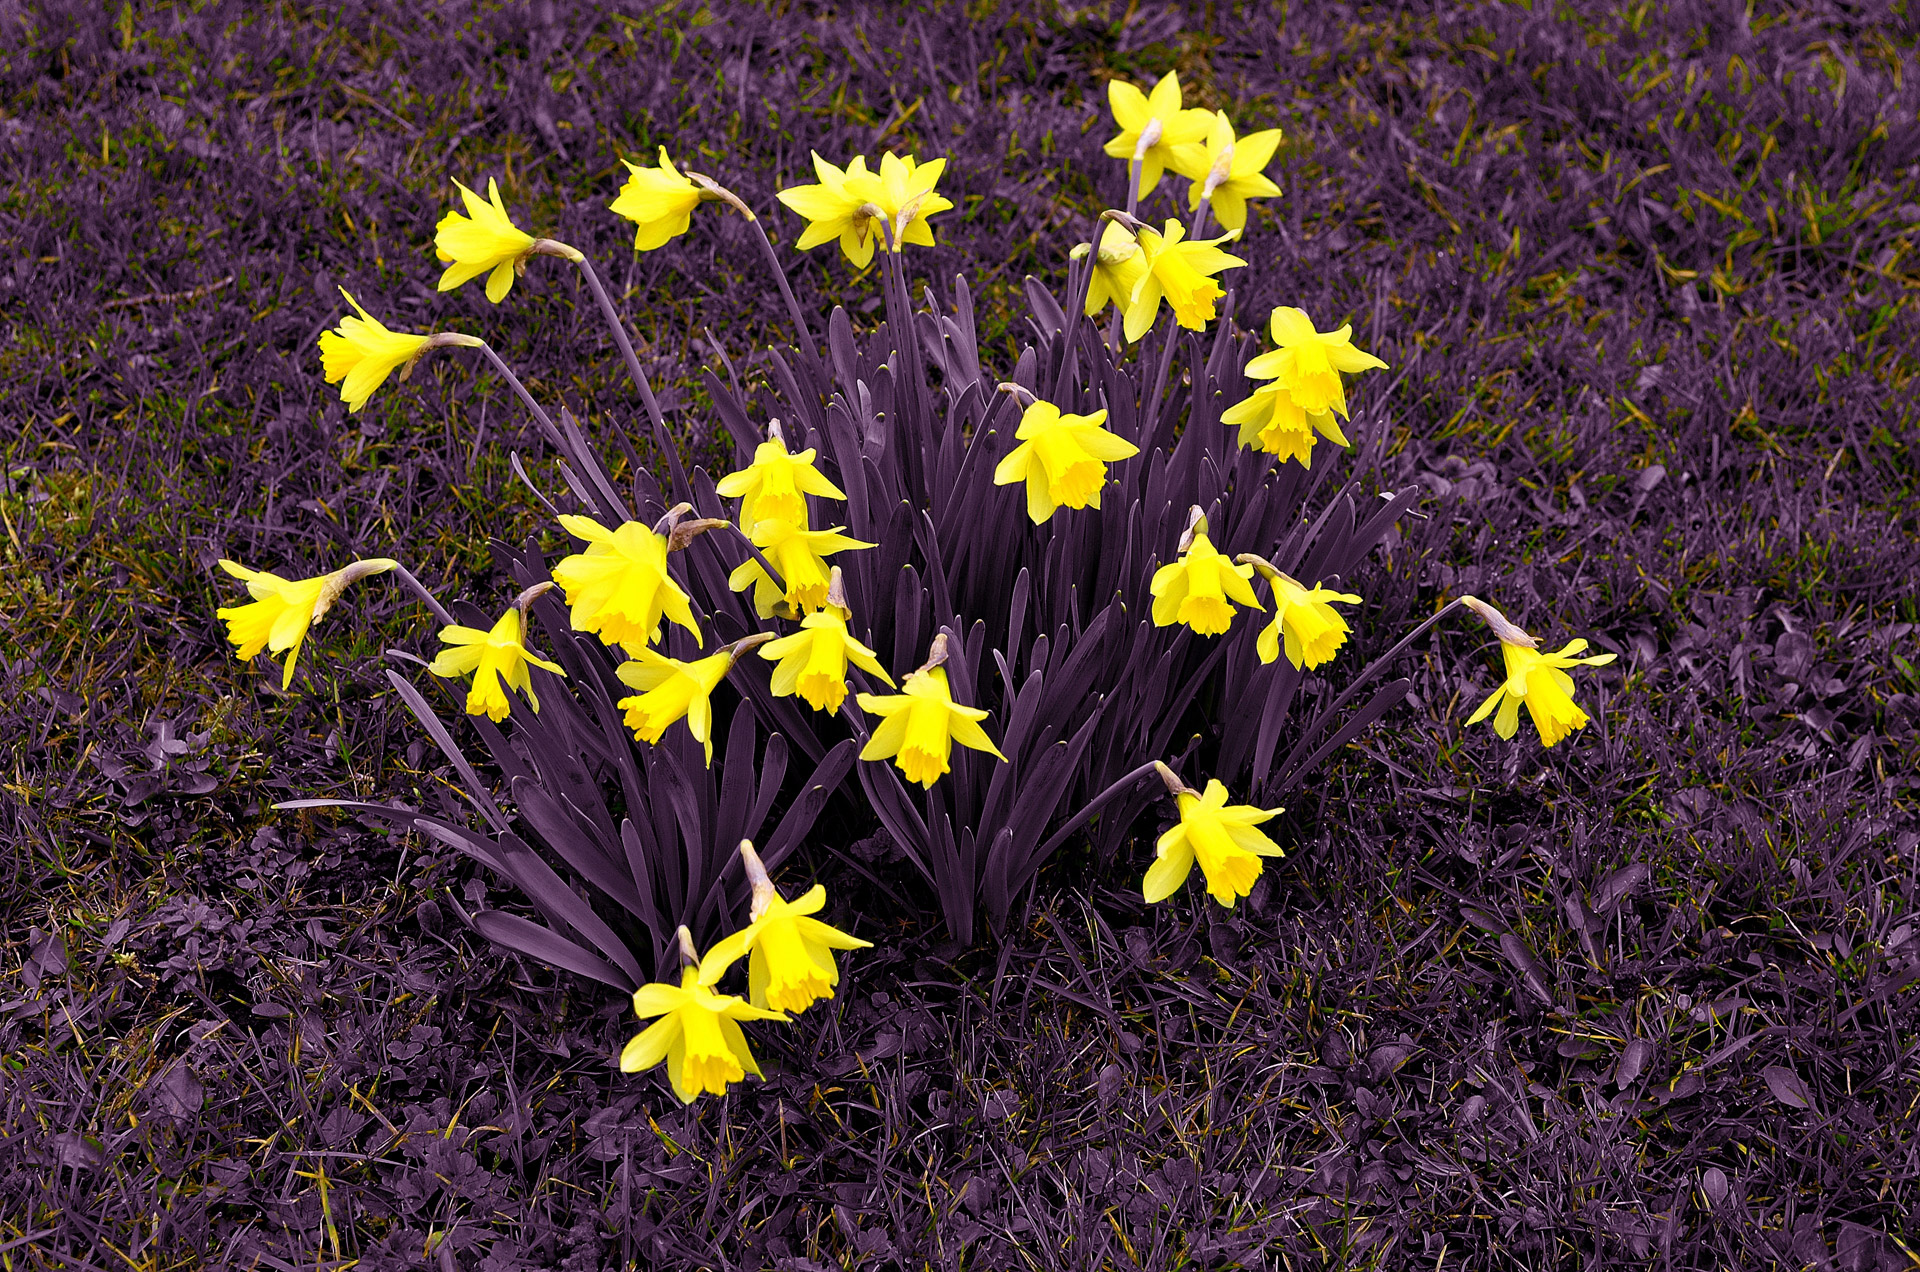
[1459,596,1618,748]
[693,840,875,1015]
[619,924,790,1104]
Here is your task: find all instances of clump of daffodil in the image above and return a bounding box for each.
[609,147,707,251]
[1187,110,1282,232]
[759,568,892,714]
[622,925,789,1105]
[317,289,478,414]
[549,507,720,654]
[1150,507,1262,637]
[1123,217,1246,343]
[433,176,583,303]
[697,841,874,1014]
[776,151,951,268]
[1460,597,1617,748]
[1069,219,1150,320]
[714,420,847,531]
[1103,71,1213,200]
[1238,555,1362,671]
[615,634,774,765]
[216,557,397,690]
[1142,763,1286,908]
[1242,306,1388,420]
[1221,382,1351,468]
[991,390,1139,524]
[729,516,875,620]
[426,584,566,723]
[857,634,1007,788]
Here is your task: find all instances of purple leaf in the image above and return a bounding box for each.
[1762,1064,1816,1111]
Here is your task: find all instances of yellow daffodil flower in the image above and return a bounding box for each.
[777,151,951,267]
[434,177,537,303]
[1241,561,1361,670]
[728,517,875,619]
[1186,110,1282,231]
[1221,382,1350,468]
[1103,72,1213,199]
[615,636,769,765]
[862,151,953,250]
[1149,511,1261,637]
[427,600,565,723]
[714,432,847,531]
[621,926,789,1104]
[317,288,431,414]
[1124,219,1246,343]
[1070,220,1150,319]
[759,575,892,714]
[549,514,702,654]
[857,638,1006,788]
[1460,597,1617,748]
[609,147,706,251]
[215,557,397,690]
[698,842,874,1015]
[992,401,1139,523]
[1143,770,1285,908]
[1242,306,1388,419]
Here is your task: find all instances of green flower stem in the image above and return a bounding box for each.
[471,341,625,521]
[1273,593,1467,790]
[746,214,815,360]
[1031,760,1164,869]
[386,563,459,629]
[570,254,691,503]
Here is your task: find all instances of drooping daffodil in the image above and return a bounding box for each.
[615,634,773,765]
[1142,764,1286,908]
[1238,555,1362,671]
[1149,507,1262,637]
[992,396,1139,524]
[1221,382,1351,468]
[609,147,707,251]
[1241,306,1388,420]
[698,841,874,1015]
[728,516,875,619]
[714,421,847,531]
[1123,218,1246,343]
[549,509,716,654]
[1460,597,1617,748]
[856,634,1007,788]
[758,569,892,714]
[318,289,468,414]
[620,925,790,1105]
[1103,71,1213,200]
[1069,219,1150,320]
[215,556,397,691]
[433,177,541,303]
[1186,110,1282,232]
[427,585,566,722]
[777,151,951,268]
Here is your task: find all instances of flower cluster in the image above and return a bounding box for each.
[216,71,1621,1104]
